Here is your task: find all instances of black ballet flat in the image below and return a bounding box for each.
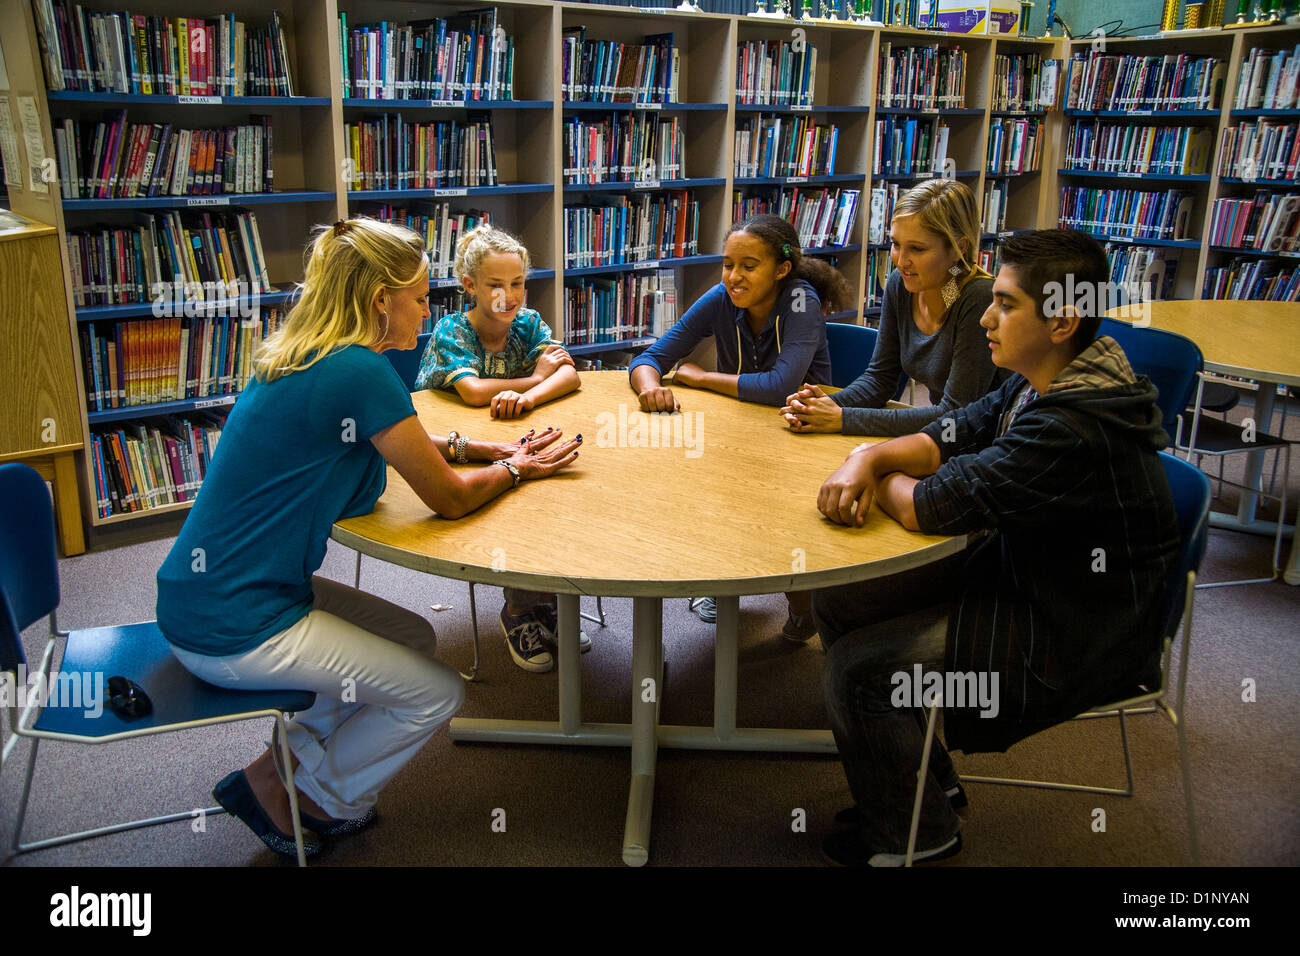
[213,770,322,859]
[300,806,378,838]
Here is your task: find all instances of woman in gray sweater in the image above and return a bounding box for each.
[781,179,1005,437]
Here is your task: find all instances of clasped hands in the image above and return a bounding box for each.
[781,382,842,433]
[490,345,574,419]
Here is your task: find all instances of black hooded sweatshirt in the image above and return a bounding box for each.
[914,335,1181,754]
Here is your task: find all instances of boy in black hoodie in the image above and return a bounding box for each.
[812,229,1180,867]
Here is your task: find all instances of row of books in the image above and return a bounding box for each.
[865,248,891,308]
[986,118,1043,176]
[1065,122,1212,176]
[877,44,967,111]
[418,291,474,335]
[360,205,492,281]
[976,243,1000,276]
[730,188,860,250]
[1058,186,1196,242]
[563,192,700,269]
[991,53,1055,113]
[66,210,273,308]
[34,2,294,96]
[1217,121,1299,183]
[1202,258,1300,302]
[561,270,678,346]
[867,183,901,246]
[561,29,678,104]
[563,114,685,185]
[1063,53,1223,112]
[735,39,816,108]
[345,115,499,190]
[90,413,226,517]
[1104,244,1178,302]
[52,113,273,200]
[338,10,515,102]
[1232,45,1300,112]
[79,311,284,412]
[734,117,839,179]
[873,117,944,176]
[1208,193,1300,252]
[983,181,1008,235]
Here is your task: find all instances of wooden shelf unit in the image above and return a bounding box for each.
[4,0,1081,531]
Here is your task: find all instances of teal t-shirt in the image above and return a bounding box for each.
[156,345,416,656]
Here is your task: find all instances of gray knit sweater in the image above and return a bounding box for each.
[832,270,1005,436]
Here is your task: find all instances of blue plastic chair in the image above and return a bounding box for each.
[371,335,604,680]
[1099,318,1203,446]
[383,331,433,391]
[905,452,1209,865]
[0,463,317,864]
[824,321,909,399]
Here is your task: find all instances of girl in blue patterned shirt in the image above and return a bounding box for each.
[414,223,579,419]
[415,223,584,672]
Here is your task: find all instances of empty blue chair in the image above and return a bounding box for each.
[906,452,1209,865]
[824,321,909,399]
[383,331,433,391]
[0,463,317,864]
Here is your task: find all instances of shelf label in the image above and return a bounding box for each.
[1117,172,1142,178]
[1107,236,1132,243]
[633,180,661,190]
[432,277,462,287]
[1131,110,1153,116]
[1282,251,1300,259]
[178,95,221,105]
[633,260,660,270]
[635,102,663,110]
[186,196,231,206]
[433,187,468,197]
[194,397,235,409]
[786,176,808,183]
[997,230,1014,238]
[791,104,812,112]
[914,171,933,179]
[427,99,459,108]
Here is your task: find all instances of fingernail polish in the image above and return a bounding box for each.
[575,434,583,441]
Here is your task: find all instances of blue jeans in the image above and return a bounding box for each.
[813,553,965,854]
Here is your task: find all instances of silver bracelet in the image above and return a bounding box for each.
[494,460,521,487]
[455,435,470,464]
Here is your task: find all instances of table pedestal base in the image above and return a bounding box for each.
[447,594,836,865]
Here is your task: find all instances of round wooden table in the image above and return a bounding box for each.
[333,370,962,865]
[1106,300,1300,584]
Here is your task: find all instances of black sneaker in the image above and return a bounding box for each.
[780,608,818,643]
[822,829,963,867]
[834,783,968,826]
[500,606,554,673]
[532,603,592,654]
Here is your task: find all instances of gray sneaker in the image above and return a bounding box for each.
[532,603,592,654]
[689,597,717,623]
[500,607,554,673]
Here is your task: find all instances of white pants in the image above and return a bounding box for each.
[171,576,466,819]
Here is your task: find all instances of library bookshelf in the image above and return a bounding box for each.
[1055,23,1300,302]
[16,2,1289,533]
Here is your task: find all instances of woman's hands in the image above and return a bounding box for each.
[473,427,557,461]
[504,428,582,480]
[781,383,843,433]
[817,445,880,527]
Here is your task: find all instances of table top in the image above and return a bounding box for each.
[1105,300,1300,388]
[332,371,962,597]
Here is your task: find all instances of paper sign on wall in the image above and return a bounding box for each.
[17,96,49,194]
[0,99,22,188]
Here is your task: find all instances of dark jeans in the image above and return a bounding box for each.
[813,552,966,854]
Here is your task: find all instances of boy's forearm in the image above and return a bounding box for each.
[876,472,921,531]
[630,363,662,394]
[691,370,739,398]
[863,432,943,480]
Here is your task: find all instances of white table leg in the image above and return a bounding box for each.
[622,595,661,866]
[1238,383,1277,523]
[714,595,740,741]
[557,593,581,734]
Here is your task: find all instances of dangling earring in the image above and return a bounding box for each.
[941,263,962,310]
